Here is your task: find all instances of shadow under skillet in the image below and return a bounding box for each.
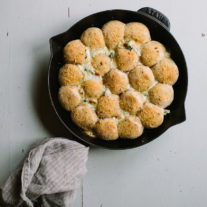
[32,55,87,146]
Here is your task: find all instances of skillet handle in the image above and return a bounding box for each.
[137,7,170,31]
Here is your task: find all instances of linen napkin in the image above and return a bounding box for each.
[0,138,89,207]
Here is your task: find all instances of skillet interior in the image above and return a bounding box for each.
[48,9,188,149]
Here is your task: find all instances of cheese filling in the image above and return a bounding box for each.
[75,44,171,137]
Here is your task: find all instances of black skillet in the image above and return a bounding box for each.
[48,7,188,149]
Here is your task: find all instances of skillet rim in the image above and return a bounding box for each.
[48,9,188,149]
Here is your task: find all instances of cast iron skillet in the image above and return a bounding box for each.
[48,7,188,149]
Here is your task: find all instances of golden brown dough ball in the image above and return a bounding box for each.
[58,86,81,111]
[152,58,179,85]
[148,83,174,108]
[64,40,87,64]
[95,118,118,140]
[120,90,144,115]
[71,104,98,130]
[124,22,151,43]
[103,68,128,94]
[96,94,121,118]
[59,64,84,86]
[91,53,111,76]
[80,27,105,50]
[140,103,164,128]
[102,20,125,49]
[128,65,155,92]
[83,79,104,98]
[116,48,138,72]
[141,41,166,67]
[118,116,143,139]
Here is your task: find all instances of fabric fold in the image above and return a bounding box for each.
[0,138,88,207]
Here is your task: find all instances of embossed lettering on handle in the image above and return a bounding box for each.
[138,7,170,31]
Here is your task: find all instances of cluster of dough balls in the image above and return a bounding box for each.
[58,20,179,140]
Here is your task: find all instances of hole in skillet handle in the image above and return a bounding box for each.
[137,7,170,31]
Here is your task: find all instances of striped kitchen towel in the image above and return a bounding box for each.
[0,138,88,207]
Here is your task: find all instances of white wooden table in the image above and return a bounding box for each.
[0,0,207,206]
